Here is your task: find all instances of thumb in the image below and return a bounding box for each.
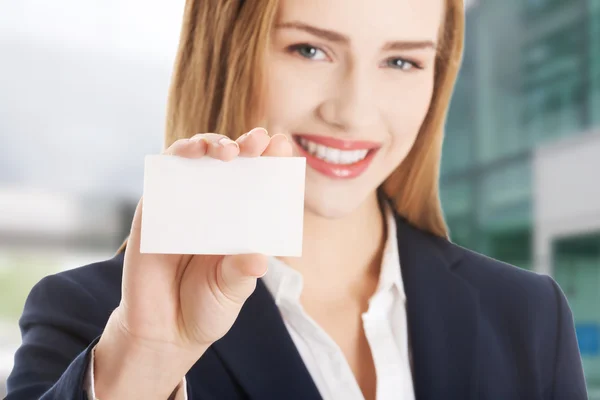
[217,254,268,303]
[127,197,144,254]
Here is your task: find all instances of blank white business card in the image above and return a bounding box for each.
[140,155,306,256]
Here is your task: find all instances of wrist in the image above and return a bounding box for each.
[93,312,206,399]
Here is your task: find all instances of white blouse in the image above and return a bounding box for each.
[86,203,415,400]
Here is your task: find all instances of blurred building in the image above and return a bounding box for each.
[0,2,183,391]
[440,0,600,394]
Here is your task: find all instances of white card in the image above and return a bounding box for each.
[140,155,306,256]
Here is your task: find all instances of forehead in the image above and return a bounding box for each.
[276,0,444,43]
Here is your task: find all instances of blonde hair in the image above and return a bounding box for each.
[117,0,464,254]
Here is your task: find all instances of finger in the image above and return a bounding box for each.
[236,127,271,157]
[164,137,209,159]
[126,197,144,256]
[217,254,268,303]
[203,134,240,162]
[125,197,178,267]
[261,134,293,157]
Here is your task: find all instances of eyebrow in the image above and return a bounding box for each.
[275,21,437,51]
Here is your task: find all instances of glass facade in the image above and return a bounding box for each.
[441,0,600,394]
[522,10,587,141]
[443,0,598,261]
[592,2,600,127]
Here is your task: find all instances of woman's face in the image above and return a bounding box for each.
[264,0,443,218]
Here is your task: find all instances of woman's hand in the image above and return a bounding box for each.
[94,128,292,399]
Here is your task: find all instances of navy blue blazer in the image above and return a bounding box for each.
[6,214,588,399]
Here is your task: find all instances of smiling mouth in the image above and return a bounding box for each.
[295,136,372,165]
[292,133,381,179]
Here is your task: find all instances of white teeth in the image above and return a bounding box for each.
[316,145,327,159]
[298,138,370,164]
[339,151,352,164]
[326,148,340,163]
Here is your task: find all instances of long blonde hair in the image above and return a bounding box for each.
[117,0,464,254]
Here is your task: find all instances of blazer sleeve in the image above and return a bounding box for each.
[6,274,106,400]
[545,275,588,400]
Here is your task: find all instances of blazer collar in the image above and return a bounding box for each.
[212,213,480,400]
[212,278,322,399]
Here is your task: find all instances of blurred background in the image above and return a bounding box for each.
[0,0,598,396]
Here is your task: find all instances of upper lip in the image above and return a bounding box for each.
[293,133,381,151]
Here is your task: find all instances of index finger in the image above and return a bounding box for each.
[261,134,293,157]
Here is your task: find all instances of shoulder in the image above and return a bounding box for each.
[446,243,586,396]
[450,243,560,310]
[446,241,570,345]
[30,251,124,306]
[396,214,570,346]
[395,214,565,324]
[21,252,124,334]
[396,212,560,310]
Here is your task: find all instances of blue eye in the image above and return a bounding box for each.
[386,58,419,71]
[289,44,328,61]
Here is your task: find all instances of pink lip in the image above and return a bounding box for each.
[294,133,380,150]
[292,133,381,180]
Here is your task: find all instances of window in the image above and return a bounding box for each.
[521,19,587,142]
[444,75,476,174]
[487,228,532,270]
[480,161,531,212]
[523,0,580,20]
[591,8,600,127]
[441,127,473,174]
[440,181,473,219]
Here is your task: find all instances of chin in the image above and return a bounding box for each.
[303,179,374,220]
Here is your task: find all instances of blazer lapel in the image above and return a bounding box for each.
[395,215,480,400]
[211,213,480,400]
[212,279,322,400]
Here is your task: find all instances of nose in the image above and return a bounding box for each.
[317,64,380,132]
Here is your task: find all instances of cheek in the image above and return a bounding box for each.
[385,75,434,148]
[379,76,434,170]
[263,59,320,128]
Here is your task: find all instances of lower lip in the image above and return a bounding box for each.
[294,140,379,180]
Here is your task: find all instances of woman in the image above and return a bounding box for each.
[6,0,588,398]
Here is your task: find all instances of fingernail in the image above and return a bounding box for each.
[258,268,268,278]
[237,129,254,143]
[218,137,239,148]
[256,127,269,136]
[272,133,291,143]
[249,127,268,136]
